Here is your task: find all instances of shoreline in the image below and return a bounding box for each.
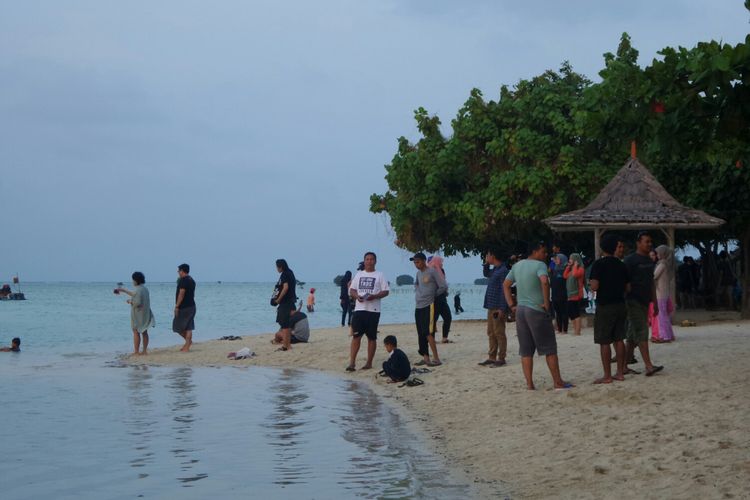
[127,312,750,499]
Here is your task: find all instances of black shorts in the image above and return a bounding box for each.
[352,311,380,341]
[567,300,582,320]
[594,302,627,345]
[276,302,295,329]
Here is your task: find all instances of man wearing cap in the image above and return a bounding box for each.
[503,242,573,390]
[411,252,447,367]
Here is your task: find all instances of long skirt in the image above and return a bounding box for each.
[656,298,675,341]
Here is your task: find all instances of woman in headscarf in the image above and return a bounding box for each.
[551,253,569,334]
[653,245,676,343]
[563,253,586,336]
[427,256,453,343]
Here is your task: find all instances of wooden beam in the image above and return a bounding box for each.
[594,228,602,259]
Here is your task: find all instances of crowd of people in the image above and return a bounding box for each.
[98,231,746,389]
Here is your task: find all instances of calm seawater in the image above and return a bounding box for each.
[0,283,487,499]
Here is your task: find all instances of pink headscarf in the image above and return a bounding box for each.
[427,255,444,271]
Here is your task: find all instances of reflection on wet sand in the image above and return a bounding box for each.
[263,368,315,486]
[336,380,473,499]
[125,365,155,478]
[165,367,207,485]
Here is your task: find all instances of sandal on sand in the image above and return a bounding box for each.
[478,360,495,366]
[412,367,432,374]
[554,382,575,391]
[490,360,507,367]
[345,365,356,372]
[427,360,442,367]
[414,360,427,366]
[399,377,424,387]
[624,368,641,375]
[275,347,288,352]
[645,365,664,377]
[441,339,454,344]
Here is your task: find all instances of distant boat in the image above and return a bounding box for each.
[396,274,415,286]
[117,282,124,286]
[474,278,489,285]
[1,275,26,300]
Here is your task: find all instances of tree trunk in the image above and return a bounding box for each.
[742,226,750,319]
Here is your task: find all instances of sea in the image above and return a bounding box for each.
[0,282,490,499]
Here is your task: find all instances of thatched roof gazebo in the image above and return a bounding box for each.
[544,153,725,304]
[545,155,724,254]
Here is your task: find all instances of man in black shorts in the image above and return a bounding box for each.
[347,252,390,371]
[589,234,629,384]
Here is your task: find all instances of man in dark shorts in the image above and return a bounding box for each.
[347,252,389,371]
[173,263,196,352]
[271,259,297,351]
[624,232,664,377]
[503,241,573,390]
[412,252,446,367]
[589,234,629,383]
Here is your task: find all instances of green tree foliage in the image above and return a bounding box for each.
[372,30,750,316]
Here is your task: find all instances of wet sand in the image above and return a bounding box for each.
[129,311,750,499]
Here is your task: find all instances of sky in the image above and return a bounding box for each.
[1,1,747,283]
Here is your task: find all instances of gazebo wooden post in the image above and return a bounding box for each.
[659,227,678,322]
[594,228,602,259]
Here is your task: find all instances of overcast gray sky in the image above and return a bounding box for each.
[1,1,747,283]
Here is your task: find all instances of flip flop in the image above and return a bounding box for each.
[399,377,424,387]
[478,360,495,366]
[554,382,575,391]
[645,365,664,377]
[490,360,507,367]
[624,368,641,375]
[427,360,442,367]
[441,339,454,344]
[345,365,356,372]
[411,367,432,374]
[414,360,427,366]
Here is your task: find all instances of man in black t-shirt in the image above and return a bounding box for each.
[623,232,663,377]
[589,234,629,383]
[272,259,297,351]
[173,263,196,352]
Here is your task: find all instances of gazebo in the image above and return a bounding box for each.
[545,155,724,254]
[544,153,725,301]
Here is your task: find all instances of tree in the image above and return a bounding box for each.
[373,32,750,317]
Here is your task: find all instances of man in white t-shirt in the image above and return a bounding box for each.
[346,251,390,372]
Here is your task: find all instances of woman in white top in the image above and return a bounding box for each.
[653,245,675,343]
[115,271,155,355]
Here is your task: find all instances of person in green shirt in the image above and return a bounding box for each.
[504,242,573,391]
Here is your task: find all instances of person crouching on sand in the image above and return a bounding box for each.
[116,271,155,355]
[381,335,411,383]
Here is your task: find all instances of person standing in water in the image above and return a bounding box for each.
[173,263,196,352]
[307,288,316,312]
[340,270,353,327]
[116,271,155,355]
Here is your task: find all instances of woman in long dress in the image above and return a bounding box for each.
[116,271,155,355]
[653,246,675,343]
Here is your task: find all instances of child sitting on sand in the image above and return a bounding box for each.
[381,335,410,383]
[1,337,21,352]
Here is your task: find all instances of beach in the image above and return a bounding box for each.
[129,311,750,499]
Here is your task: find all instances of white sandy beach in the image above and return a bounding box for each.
[128,311,750,499]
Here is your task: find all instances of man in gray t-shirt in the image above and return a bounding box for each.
[411,252,447,366]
